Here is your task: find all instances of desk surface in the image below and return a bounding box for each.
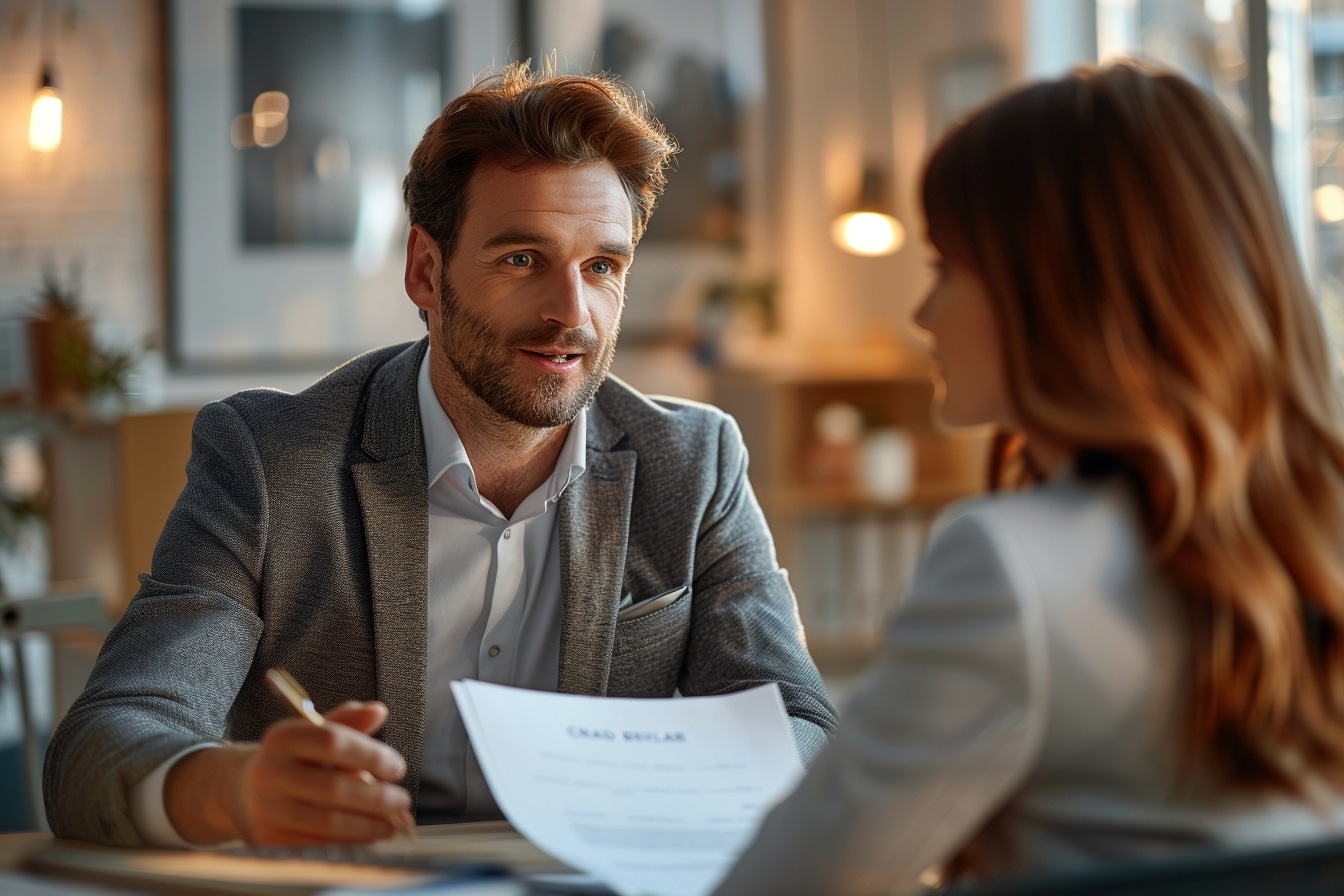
[0,823,585,895]
[0,831,50,868]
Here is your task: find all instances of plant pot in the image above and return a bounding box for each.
[27,313,94,410]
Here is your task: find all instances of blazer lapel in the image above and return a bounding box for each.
[557,396,635,696]
[350,340,430,802]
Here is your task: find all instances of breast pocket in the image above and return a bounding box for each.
[608,585,691,697]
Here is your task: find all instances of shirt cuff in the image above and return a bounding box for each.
[130,742,223,848]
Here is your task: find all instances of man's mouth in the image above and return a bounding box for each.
[522,349,582,363]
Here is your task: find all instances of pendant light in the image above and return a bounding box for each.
[28,1,62,153]
[831,0,904,257]
[831,166,904,256]
[29,66,62,153]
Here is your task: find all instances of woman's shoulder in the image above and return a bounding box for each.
[919,472,1157,616]
[932,473,1144,557]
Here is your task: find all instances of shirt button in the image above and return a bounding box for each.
[503,528,511,539]
[488,645,500,657]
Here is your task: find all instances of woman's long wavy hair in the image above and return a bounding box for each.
[922,61,1344,792]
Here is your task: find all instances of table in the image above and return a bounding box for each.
[0,823,604,895]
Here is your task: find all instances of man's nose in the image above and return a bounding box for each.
[541,267,592,330]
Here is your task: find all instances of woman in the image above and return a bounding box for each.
[714,61,1344,896]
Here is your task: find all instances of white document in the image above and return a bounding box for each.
[449,681,805,896]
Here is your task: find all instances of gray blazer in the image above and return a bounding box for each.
[44,339,837,845]
[715,471,1344,896]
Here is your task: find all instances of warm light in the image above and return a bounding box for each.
[250,91,290,148]
[29,85,62,152]
[254,117,288,148]
[831,211,904,256]
[1315,184,1344,223]
[252,90,289,121]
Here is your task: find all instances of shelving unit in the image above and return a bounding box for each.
[713,360,992,674]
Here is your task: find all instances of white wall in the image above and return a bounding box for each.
[1027,0,1097,78]
[0,0,1093,398]
[763,0,1029,366]
[0,0,166,356]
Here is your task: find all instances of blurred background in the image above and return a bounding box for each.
[0,0,1337,831]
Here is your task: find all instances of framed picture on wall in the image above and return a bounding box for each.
[516,0,769,356]
[167,0,510,369]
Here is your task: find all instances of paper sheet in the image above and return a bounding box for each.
[450,682,804,896]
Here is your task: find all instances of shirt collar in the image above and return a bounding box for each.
[417,349,588,503]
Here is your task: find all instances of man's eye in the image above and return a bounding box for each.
[592,260,613,275]
[506,253,532,267]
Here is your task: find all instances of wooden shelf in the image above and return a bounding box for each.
[720,346,936,385]
[775,481,982,514]
[713,363,992,667]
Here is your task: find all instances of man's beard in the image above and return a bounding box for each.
[437,273,618,428]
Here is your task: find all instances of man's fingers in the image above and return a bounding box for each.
[244,708,411,846]
[252,760,411,818]
[249,795,398,845]
[324,700,389,735]
[242,733,412,846]
[261,718,407,782]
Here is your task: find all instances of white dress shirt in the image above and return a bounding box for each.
[416,351,586,819]
[131,352,585,842]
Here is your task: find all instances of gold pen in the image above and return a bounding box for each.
[265,667,417,839]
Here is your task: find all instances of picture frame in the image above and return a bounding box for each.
[166,0,510,369]
[165,0,765,373]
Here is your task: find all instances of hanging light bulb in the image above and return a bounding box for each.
[29,65,62,153]
[831,167,904,256]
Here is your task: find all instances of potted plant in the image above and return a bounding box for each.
[27,264,91,410]
[26,264,140,416]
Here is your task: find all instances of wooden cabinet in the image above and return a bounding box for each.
[714,363,992,674]
[44,409,197,618]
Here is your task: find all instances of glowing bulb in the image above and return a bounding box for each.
[252,90,290,119]
[254,116,288,148]
[246,91,289,148]
[29,86,62,152]
[832,211,905,256]
[1315,184,1344,223]
[250,91,290,147]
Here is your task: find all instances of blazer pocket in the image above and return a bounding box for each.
[616,585,689,622]
[609,585,692,698]
[612,584,692,654]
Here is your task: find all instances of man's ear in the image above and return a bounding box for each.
[405,224,442,316]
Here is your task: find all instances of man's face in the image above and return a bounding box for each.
[435,160,633,428]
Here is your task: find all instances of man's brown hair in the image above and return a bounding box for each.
[403,60,677,263]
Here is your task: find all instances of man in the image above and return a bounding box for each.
[44,63,837,847]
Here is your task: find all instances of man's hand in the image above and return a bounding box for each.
[165,701,412,845]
